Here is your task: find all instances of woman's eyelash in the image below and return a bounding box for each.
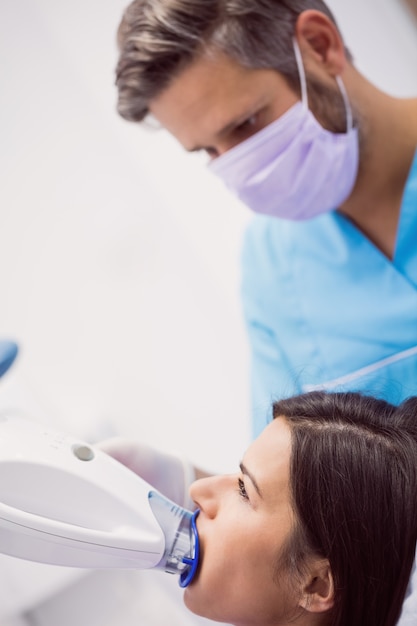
[238,477,249,501]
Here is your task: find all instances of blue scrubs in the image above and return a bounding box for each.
[242,149,417,438]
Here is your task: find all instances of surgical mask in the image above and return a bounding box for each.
[208,39,359,220]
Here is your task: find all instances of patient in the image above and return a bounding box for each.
[184,391,417,626]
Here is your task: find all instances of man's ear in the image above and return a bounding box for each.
[294,10,348,77]
[298,559,335,614]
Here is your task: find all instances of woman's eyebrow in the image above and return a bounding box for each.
[239,462,263,498]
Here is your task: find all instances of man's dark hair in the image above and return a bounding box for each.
[115,0,351,122]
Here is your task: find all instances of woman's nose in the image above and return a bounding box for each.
[189,475,223,519]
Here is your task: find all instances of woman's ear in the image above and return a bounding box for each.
[298,559,335,614]
[294,10,347,76]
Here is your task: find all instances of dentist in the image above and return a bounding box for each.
[115,0,417,438]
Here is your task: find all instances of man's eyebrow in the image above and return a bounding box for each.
[239,461,263,498]
[185,117,238,152]
[186,101,265,153]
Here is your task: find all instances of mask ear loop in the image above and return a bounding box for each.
[293,37,353,134]
[335,75,353,133]
[292,37,308,108]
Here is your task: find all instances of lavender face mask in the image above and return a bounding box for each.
[208,40,359,220]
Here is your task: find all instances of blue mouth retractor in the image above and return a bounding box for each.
[179,509,200,587]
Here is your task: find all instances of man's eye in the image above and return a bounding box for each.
[237,477,249,501]
[235,115,258,134]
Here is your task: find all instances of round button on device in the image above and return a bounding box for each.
[72,444,95,461]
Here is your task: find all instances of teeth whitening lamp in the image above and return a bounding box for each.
[0,414,199,587]
[0,343,199,588]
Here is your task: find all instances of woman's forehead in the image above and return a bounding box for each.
[243,418,292,503]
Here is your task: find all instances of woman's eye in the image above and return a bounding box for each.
[237,477,249,501]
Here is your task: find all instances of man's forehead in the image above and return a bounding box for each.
[148,52,280,150]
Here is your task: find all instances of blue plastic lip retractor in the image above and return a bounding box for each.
[179,509,200,588]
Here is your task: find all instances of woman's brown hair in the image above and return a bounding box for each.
[273,391,417,626]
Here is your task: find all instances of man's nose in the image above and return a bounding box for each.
[216,140,237,156]
[205,143,231,159]
[206,137,245,159]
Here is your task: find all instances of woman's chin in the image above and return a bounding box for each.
[183,585,203,617]
[183,581,212,620]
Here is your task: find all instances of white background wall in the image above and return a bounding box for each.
[0,0,416,624]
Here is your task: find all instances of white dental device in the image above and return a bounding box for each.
[0,414,199,587]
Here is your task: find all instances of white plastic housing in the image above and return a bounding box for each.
[0,415,192,573]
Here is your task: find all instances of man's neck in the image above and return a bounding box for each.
[338,69,417,259]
